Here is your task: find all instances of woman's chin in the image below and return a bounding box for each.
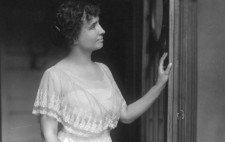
[95,43,104,50]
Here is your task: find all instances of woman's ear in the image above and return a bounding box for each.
[73,38,79,45]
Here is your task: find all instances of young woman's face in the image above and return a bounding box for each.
[76,16,105,51]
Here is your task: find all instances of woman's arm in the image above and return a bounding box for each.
[120,52,172,124]
[40,115,60,142]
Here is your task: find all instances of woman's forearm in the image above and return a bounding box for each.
[121,82,166,123]
[120,53,172,123]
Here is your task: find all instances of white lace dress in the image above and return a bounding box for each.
[32,62,127,142]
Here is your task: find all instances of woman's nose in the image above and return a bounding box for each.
[98,24,106,35]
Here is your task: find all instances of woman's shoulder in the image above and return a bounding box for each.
[46,59,69,73]
[95,61,114,78]
[95,61,110,71]
[41,61,64,80]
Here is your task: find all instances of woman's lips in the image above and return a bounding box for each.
[97,38,104,42]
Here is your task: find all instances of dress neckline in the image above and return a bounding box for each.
[53,61,109,85]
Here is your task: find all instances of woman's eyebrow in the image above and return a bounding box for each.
[89,19,99,27]
[90,21,98,27]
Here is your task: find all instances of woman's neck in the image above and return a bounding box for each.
[65,45,94,66]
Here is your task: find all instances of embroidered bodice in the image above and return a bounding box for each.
[32,62,127,141]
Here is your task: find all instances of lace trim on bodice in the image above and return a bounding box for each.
[32,88,120,136]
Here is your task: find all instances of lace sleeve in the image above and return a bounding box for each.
[32,68,62,123]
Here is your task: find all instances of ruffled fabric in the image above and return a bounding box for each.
[32,69,62,122]
[32,62,127,139]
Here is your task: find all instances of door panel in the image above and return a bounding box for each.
[141,0,169,142]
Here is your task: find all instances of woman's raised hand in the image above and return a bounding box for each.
[156,52,173,86]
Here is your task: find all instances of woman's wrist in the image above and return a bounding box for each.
[155,80,167,88]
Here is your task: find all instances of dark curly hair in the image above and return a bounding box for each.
[55,0,100,45]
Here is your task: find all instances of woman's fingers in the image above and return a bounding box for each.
[165,62,173,74]
[159,52,168,71]
[159,52,173,74]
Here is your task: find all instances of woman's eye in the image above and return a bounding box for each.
[90,24,96,29]
[89,22,100,30]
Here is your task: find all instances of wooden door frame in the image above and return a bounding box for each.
[167,0,197,142]
[127,0,198,141]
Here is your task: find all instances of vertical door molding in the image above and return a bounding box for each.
[167,0,197,142]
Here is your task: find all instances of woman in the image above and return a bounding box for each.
[32,0,173,142]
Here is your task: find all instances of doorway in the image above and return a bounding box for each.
[0,0,197,142]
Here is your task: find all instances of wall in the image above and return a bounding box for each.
[1,45,63,142]
[197,0,225,142]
